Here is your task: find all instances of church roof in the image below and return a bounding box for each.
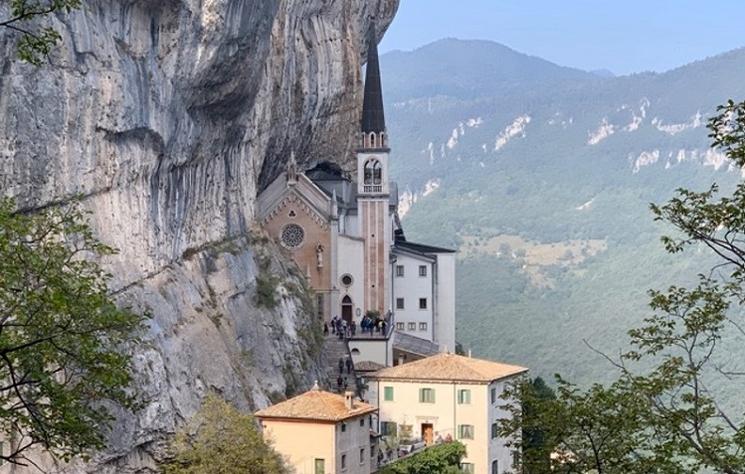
[305,162,347,182]
[371,352,528,384]
[394,240,456,255]
[255,388,376,422]
[361,28,386,133]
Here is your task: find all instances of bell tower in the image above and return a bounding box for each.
[357,27,391,316]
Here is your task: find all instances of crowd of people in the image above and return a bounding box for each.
[323,313,389,339]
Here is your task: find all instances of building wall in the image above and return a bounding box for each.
[348,339,391,367]
[434,253,456,352]
[337,235,365,321]
[373,379,509,474]
[360,199,389,315]
[263,195,332,296]
[392,253,434,340]
[336,413,376,474]
[261,420,337,474]
[487,380,517,474]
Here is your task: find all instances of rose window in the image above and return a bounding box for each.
[281,224,305,248]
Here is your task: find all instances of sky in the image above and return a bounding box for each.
[379,0,745,75]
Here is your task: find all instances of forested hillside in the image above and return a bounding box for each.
[384,39,745,384]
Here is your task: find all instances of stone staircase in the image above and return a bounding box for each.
[320,333,357,394]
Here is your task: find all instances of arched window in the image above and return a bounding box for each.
[369,132,376,148]
[364,159,382,185]
[380,133,385,147]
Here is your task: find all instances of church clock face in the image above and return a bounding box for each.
[281,224,305,248]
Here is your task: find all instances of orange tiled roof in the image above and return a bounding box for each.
[371,352,528,383]
[255,389,376,422]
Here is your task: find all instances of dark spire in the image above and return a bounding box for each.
[361,27,385,134]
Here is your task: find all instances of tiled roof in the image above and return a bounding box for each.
[393,331,440,357]
[394,240,456,255]
[355,360,387,372]
[371,352,528,383]
[255,388,376,422]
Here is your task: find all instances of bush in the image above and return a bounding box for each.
[162,394,288,474]
[379,442,467,474]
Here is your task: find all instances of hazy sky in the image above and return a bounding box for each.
[379,0,745,75]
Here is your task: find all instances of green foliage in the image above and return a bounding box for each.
[2,0,82,65]
[0,198,145,465]
[379,442,467,474]
[255,274,279,308]
[255,255,279,309]
[499,100,745,474]
[162,394,288,474]
[520,378,556,473]
[500,377,683,474]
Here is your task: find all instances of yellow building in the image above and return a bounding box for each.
[256,386,378,474]
[368,353,528,474]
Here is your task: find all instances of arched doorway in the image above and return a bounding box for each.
[342,296,353,324]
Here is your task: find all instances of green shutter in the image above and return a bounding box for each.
[458,389,471,404]
[314,458,325,474]
[419,388,435,403]
[384,386,394,401]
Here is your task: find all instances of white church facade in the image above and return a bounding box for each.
[256,34,455,367]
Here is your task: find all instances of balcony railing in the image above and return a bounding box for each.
[347,312,395,340]
[363,185,383,193]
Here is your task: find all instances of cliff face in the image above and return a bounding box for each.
[0,0,397,471]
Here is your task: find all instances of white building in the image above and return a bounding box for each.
[256,31,455,367]
[368,352,528,474]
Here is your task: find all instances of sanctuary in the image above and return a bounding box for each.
[257,33,455,366]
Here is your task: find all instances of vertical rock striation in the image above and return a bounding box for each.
[0,0,398,471]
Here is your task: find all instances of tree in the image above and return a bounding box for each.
[499,99,745,474]
[162,394,288,474]
[0,198,145,466]
[1,0,82,65]
[500,376,683,474]
[378,441,467,474]
[520,378,556,473]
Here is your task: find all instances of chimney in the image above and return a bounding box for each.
[344,391,355,410]
[468,349,472,358]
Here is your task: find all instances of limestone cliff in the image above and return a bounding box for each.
[0,0,398,471]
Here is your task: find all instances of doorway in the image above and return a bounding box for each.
[342,296,353,324]
[421,423,434,445]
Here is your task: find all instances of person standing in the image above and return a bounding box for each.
[345,357,353,374]
[338,357,344,374]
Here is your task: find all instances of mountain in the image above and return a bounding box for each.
[383,39,745,389]
[591,68,616,78]
[0,1,397,470]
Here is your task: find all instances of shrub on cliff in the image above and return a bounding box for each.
[162,394,288,474]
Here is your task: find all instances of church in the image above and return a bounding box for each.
[257,33,456,367]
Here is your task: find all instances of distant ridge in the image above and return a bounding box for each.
[382,35,745,396]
